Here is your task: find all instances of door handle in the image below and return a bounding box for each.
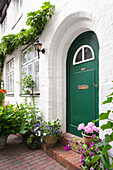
[92,84,99,87]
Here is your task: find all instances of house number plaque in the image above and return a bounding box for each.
[78,85,89,90]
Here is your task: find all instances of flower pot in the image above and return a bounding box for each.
[82,133,92,147]
[0,135,8,149]
[44,136,58,147]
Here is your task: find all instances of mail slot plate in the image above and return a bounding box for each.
[78,85,89,90]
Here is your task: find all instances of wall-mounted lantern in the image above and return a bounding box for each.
[34,40,45,59]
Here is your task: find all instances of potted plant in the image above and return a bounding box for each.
[17,103,43,149]
[64,136,109,170]
[42,119,63,147]
[78,122,99,146]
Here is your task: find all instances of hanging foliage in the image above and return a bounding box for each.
[0,1,55,81]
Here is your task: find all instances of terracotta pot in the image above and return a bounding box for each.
[44,136,58,147]
[82,133,93,147]
[0,135,8,149]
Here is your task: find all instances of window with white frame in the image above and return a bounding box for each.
[21,45,39,94]
[7,59,14,93]
[73,45,95,65]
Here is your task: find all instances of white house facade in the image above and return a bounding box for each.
[1,0,113,154]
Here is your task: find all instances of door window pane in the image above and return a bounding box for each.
[75,49,82,63]
[84,47,93,60]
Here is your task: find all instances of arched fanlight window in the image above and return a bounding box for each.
[73,45,95,65]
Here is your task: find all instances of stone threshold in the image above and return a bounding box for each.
[41,133,82,170]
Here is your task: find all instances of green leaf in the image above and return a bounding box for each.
[91,155,100,164]
[92,119,99,123]
[82,144,87,149]
[105,133,113,143]
[111,162,113,169]
[102,144,112,155]
[101,121,113,130]
[99,110,111,120]
[103,97,112,104]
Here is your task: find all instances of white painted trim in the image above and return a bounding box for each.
[73,45,95,65]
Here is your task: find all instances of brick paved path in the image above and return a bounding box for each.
[0,135,66,170]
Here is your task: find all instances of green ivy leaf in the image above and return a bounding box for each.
[101,121,113,130]
[103,97,112,104]
[99,110,111,120]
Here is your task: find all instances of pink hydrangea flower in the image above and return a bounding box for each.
[78,123,85,130]
[87,122,95,128]
[84,126,93,133]
[92,125,99,132]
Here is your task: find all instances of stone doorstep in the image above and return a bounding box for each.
[41,133,82,170]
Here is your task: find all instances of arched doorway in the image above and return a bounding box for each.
[66,31,99,136]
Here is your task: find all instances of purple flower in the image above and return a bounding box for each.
[36,131,38,134]
[51,133,53,135]
[70,140,73,142]
[90,151,93,157]
[51,129,53,131]
[92,134,95,138]
[75,142,79,146]
[39,123,41,126]
[57,130,59,133]
[90,141,95,146]
[98,139,102,142]
[96,147,99,151]
[48,132,50,134]
[81,148,84,153]
[81,155,84,159]
[64,145,71,151]
[36,123,39,127]
[61,131,63,133]
[40,128,43,131]
[54,131,56,134]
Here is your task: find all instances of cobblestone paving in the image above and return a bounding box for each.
[0,135,66,170]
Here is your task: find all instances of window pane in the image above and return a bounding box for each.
[23,51,27,64]
[75,49,82,63]
[9,74,12,92]
[28,64,32,76]
[28,47,32,60]
[35,77,39,91]
[34,61,39,76]
[84,47,93,60]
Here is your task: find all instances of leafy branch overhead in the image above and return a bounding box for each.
[0,2,55,76]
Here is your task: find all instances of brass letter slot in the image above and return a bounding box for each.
[78,85,89,90]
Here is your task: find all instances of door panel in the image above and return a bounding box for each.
[66,31,99,137]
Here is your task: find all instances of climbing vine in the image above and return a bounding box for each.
[0,2,55,86]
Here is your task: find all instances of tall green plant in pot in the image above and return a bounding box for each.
[18,74,36,106]
[16,103,43,149]
[92,82,113,169]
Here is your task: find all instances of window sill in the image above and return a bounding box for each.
[6,94,14,97]
[19,94,40,97]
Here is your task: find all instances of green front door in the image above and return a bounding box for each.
[66,31,99,137]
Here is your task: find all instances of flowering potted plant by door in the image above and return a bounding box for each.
[78,122,99,146]
[42,119,63,147]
